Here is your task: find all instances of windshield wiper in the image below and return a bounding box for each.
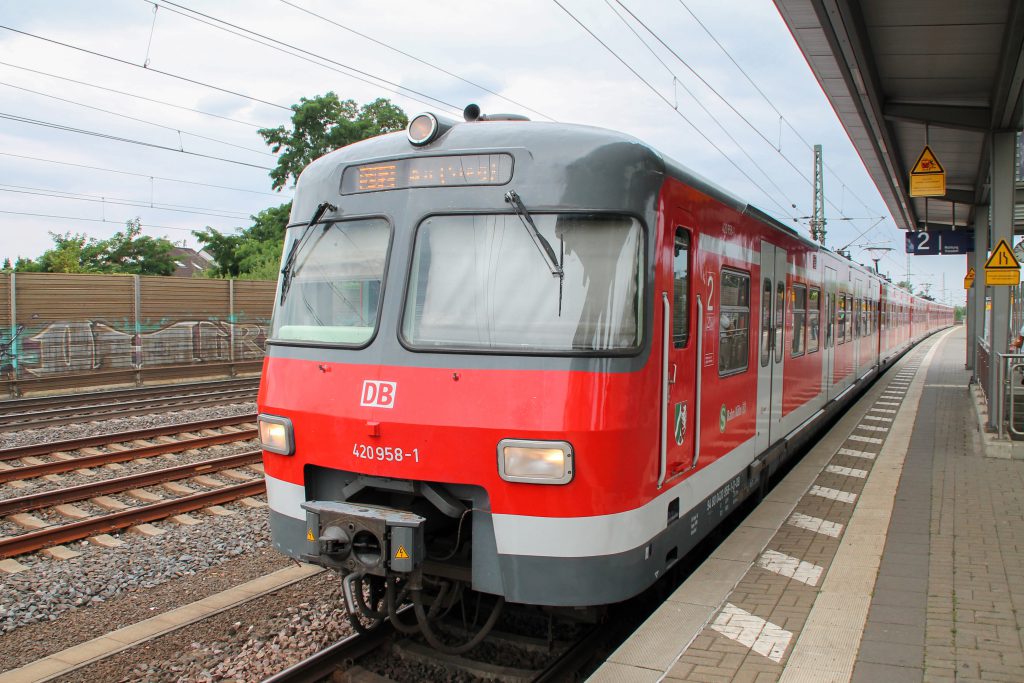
[504,190,563,278]
[279,201,337,304]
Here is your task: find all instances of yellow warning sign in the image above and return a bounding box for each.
[394,545,410,560]
[964,267,975,289]
[985,239,1021,286]
[986,239,1020,269]
[306,529,315,542]
[909,145,946,197]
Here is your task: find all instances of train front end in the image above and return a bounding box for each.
[257,113,667,636]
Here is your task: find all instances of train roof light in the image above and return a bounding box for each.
[407,113,439,146]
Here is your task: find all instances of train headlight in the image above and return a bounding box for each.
[258,414,294,456]
[407,113,439,146]
[497,439,574,484]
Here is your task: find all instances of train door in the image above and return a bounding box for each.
[661,226,698,485]
[823,267,837,398]
[852,278,863,377]
[755,241,787,453]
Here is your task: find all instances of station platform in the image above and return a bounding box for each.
[591,326,1024,682]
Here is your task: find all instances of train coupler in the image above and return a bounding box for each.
[301,500,426,580]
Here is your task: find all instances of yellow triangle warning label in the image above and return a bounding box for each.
[306,529,315,542]
[394,545,410,560]
[985,239,1020,270]
[911,145,944,174]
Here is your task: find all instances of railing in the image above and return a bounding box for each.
[978,337,991,403]
[994,351,1024,438]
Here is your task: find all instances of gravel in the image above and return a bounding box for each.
[54,571,350,683]
[0,402,257,450]
[0,497,271,639]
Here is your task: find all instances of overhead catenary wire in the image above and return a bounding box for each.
[0,152,288,198]
[0,61,264,128]
[0,24,293,112]
[672,0,884,220]
[610,1,854,222]
[0,112,275,170]
[146,0,464,116]
[603,0,803,216]
[275,0,555,121]
[0,185,253,221]
[0,209,230,234]
[0,81,275,157]
[550,0,798,219]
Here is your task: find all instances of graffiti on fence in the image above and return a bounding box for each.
[3,319,268,376]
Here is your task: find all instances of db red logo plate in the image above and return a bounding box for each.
[361,380,397,408]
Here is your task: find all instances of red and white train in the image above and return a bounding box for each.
[257,109,951,637]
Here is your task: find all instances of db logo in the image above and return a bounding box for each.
[361,380,397,408]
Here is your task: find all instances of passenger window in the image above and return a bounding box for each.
[792,284,806,357]
[720,269,750,376]
[853,298,861,338]
[837,295,847,344]
[673,229,690,348]
[846,295,854,340]
[807,288,820,353]
[774,281,785,363]
[760,278,772,367]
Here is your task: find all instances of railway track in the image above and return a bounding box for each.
[0,414,265,559]
[264,605,606,683]
[0,378,259,432]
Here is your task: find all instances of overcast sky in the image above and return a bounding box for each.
[0,0,966,304]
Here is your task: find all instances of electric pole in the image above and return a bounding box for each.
[809,144,826,245]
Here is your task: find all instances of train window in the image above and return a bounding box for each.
[673,229,690,348]
[846,295,854,340]
[825,292,833,348]
[271,217,391,347]
[719,269,750,376]
[792,284,806,357]
[774,281,785,363]
[402,213,642,353]
[837,295,846,344]
[853,298,861,338]
[807,288,820,353]
[760,278,772,367]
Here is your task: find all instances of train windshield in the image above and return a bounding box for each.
[403,213,642,353]
[271,217,390,345]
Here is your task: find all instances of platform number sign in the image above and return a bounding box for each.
[905,230,974,256]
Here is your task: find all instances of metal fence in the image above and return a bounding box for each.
[0,272,276,396]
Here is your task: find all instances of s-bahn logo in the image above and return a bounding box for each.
[361,380,397,408]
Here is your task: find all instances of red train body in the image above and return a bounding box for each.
[258,113,951,614]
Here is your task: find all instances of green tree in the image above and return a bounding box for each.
[896,280,913,292]
[12,219,176,275]
[1,258,10,271]
[259,94,407,190]
[194,202,292,278]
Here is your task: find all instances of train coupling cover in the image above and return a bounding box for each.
[301,500,425,577]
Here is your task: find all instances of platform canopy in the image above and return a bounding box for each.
[773,0,1024,231]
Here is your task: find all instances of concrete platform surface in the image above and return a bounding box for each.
[591,327,1022,682]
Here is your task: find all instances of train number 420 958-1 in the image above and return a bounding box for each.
[352,444,421,463]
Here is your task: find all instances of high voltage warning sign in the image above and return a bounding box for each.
[964,267,975,289]
[394,545,410,560]
[909,145,946,197]
[985,239,1021,286]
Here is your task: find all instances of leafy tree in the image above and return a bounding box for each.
[1,258,10,271]
[194,202,292,278]
[259,94,407,190]
[895,280,913,292]
[12,218,176,275]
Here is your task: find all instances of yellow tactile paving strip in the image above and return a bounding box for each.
[0,563,323,683]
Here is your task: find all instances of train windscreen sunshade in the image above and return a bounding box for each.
[340,154,513,193]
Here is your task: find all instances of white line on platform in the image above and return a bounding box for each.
[848,434,883,444]
[788,511,844,538]
[871,408,898,414]
[857,424,889,432]
[837,447,876,460]
[826,464,868,478]
[757,549,824,586]
[809,485,857,504]
[862,415,893,423]
[710,603,793,663]
[876,402,901,407]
